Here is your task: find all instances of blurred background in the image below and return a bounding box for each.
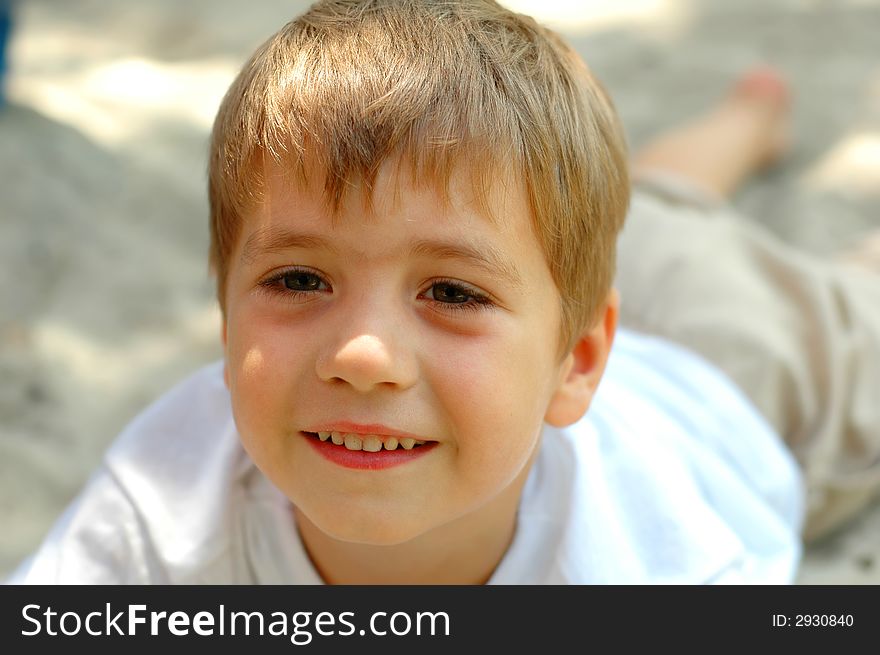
[1,0,878,582]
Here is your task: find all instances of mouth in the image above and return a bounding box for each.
[303,430,430,452]
[301,431,436,470]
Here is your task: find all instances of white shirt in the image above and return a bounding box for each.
[8,328,804,584]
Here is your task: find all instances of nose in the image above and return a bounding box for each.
[315,312,418,393]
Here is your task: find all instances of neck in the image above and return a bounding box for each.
[293,468,529,585]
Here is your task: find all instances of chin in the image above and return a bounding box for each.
[304,503,435,547]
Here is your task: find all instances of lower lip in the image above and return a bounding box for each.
[302,432,437,470]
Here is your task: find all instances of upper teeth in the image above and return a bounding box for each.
[316,431,425,451]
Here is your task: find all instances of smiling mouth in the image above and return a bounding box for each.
[303,431,430,452]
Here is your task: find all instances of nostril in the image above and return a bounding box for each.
[316,339,417,392]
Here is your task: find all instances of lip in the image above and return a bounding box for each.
[303,421,426,441]
[302,431,437,470]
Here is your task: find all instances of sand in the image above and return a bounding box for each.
[2,0,878,582]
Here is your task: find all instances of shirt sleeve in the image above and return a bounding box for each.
[589,328,806,583]
[5,467,166,584]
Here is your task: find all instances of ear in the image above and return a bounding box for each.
[544,288,619,427]
[221,320,230,390]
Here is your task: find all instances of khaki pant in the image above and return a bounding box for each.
[615,177,880,542]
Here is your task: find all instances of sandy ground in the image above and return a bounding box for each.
[1,0,878,583]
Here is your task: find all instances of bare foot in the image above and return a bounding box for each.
[632,66,791,200]
[836,229,880,274]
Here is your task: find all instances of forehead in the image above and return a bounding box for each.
[265,151,521,221]
[233,156,546,289]
[245,154,536,244]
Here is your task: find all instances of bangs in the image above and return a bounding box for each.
[212,3,529,226]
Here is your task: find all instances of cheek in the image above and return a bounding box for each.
[226,303,317,379]
[430,328,555,477]
[224,308,314,437]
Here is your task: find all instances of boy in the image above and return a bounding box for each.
[9,0,808,584]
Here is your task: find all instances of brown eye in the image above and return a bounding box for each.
[282,271,323,291]
[430,282,470,304]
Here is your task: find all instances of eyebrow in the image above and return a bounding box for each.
[240,227,525,290]
[240,228,339,264]
[409,239,525,290]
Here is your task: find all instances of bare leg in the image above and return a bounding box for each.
[632,66,880,275]
[631,66,791,200]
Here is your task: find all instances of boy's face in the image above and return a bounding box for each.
[222,159,589,546]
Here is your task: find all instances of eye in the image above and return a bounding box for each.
[421,279,494,313]
[427,281,471,304]
[258,267,330,301]
[281,270,324,291]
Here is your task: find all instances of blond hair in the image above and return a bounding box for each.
[209,0,629,353]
